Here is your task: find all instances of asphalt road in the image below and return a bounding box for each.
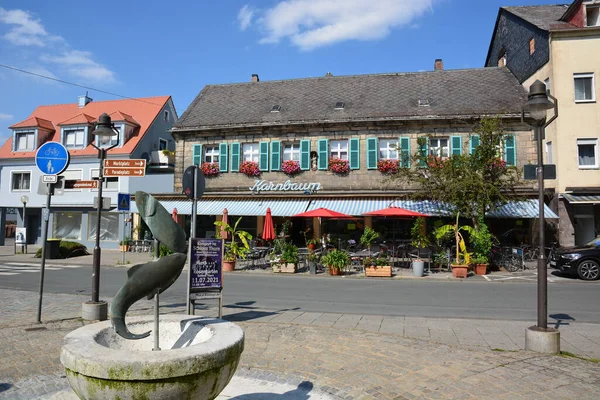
[1,263,599,323]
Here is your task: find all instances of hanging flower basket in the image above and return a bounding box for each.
[281,160,301,175]
[201,162,219,177]
[377,159,400,174]
[240,161,261,177]
[328,158,349,174]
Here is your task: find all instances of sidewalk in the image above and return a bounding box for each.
[1,288,599,399]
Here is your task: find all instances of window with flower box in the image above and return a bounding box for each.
[379,139,398,160]
[330,140,348,160]
[243,143,259,163]
[204,146,219,164]
[429,138,449,158]
[283,143,301,161]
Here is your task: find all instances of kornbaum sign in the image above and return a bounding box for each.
[249,180,322,194]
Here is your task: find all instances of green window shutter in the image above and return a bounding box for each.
[230,142,240,172]
[300,140,310,170]
[450,136,462,156]
[366,137,378,169]
[318,139,328,170]
[399,136,411,168]
[504,134,516,166]
[418,136,429,167]
[469,135,480,155]
[259,141,269,171]
[349,138,360,170]
[192,144,202,166]
[219,143,228,172]
[270,141,281,171]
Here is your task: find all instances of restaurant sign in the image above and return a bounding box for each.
[249,180,322,194]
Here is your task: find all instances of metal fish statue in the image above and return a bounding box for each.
[110,191,187,340]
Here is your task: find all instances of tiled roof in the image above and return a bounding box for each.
[1,96,171,160]
[58,113,96,126]
[174,67,528,132]
[502,5,573,30]
[9,116,55,131]
[109,111,140,126]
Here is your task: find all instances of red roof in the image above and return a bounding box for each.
[109,111,140,126]
[9,116,55,131]
[58,113,96,126]
[1,96,171,159]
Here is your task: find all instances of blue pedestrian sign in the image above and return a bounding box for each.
[118,193,131,212]
[35,142,70,175]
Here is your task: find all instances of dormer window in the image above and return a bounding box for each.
[498,50,507,67]
[271,105,281,112]
[15,131,35,151]
[335,101,345,110]
[587,5,600,26]
[64,129,85,147]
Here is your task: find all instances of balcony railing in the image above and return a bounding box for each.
[149,150,174,169]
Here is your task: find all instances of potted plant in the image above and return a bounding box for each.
[434,213,474,278]
[307,251,320,274]
[307,238,320,251]
[328,158,350,174]
[201,162,220,177]
[365,256,393,277]
[377,159,400,174]
[320,249,350,276]
[469,217,494,275]
[119,237,130,252]
[360,227,379,257]
[214,217,253,272]
[272,242,299,273]
[240,160,261,177]
[281,160,301,176]
[410,217,430,277]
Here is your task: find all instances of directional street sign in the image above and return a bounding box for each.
[72,180,99,189]
[104,167,145,177]
[104,159,146,168]
[118,193,131,211]
[35,142,70,175]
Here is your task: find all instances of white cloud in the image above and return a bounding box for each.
[238,5,254,31]
[0,113,13,120]
[41,50,116,82]
[256,0,435,50]
[0,7,116,83]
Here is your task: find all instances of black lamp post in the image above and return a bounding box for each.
[522,80,558,330]
[90,113,119,305]
[20,195,28,254]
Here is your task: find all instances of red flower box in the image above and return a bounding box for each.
[201,162,219,177]
[377,159,400,174]
[240,160,261,177]
[328,158,350,174]
[281,160,301,175]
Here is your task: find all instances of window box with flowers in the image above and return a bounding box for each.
[240,161,261,177]
[201,162,220,177]
[281,160,301,176]
[377,159,400,174]
[328,158,350,175]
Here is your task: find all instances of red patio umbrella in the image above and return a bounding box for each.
[292,207,352,218]
[171,208,179,223]
[363,206,428,217]
[220,208,229,240]
[262,208,275,241]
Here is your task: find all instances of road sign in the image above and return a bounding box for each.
[42,175,57,183]
[72,180,98,189]
[523,164,557,180]
[104,159,146,168]
[183,166,205,200]
[35,142,70,175]
[104,167,146,177]
[94,197,111,210]
[118,193,131,211]
[37,176,64,196]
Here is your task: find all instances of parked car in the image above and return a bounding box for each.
[550,238,600,281]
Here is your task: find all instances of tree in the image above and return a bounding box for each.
[391,116,521,226]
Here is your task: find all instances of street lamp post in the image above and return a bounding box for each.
[20,195,28,254]
[83,113,119,321]
[523,80,560,353]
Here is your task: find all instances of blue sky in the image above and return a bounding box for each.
[0,0,562,143]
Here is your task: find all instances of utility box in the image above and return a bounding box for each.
[45,239,61,259]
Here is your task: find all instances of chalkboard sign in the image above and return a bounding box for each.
[190,238,222,290]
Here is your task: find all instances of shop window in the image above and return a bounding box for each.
[204,145,219,164]
[379,139,398,160]
[242,143,259,163]
[53,211,82,240]
[574,73,595,102]
[11,171,31,191]
[330,140,348,160]
[15,131,35,151]
[429,138,449,158]
[283,142,301,161]
[91,169,118,191]
[577,139,598,169]
[87,213,119,241]
[64,129,85,147]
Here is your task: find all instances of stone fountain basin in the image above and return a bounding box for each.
[60,315,244,400]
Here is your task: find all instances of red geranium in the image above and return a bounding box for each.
[328,158,350,174]
[201,162,219,177]
[377,159,400,174]
[281,160,301,175]
[240,160,261,176]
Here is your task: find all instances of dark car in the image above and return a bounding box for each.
[550,238,600,281]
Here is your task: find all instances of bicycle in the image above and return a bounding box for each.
[491,245,523,272]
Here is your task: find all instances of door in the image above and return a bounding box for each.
[575,205,595,245]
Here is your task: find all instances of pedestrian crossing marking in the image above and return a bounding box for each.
[0,272,19,276]
[0,262,85,276]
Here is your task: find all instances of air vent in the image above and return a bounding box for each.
[271,105,281,112]
[418,99,430,107]
[335,101,345,110]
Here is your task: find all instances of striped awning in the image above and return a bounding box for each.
[197,198,310,217]
[486,200,559,219]
[305,198,453,216]
[130,200,192,215]
[562,194,600,204]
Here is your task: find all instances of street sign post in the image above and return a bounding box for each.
[71,180,98,189]
[104,167,145,177]
[104,159,146,168]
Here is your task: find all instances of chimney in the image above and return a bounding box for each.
[251,74,260,82]
[78,92,92,108]
[325,72,333,77]
[434,59,444,71]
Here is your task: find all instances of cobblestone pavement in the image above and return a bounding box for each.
[1,288,600,399]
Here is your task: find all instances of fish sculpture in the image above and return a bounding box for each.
[110,191,187,340]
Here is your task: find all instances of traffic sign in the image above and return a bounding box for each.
[118,193,131,211]
[94,197,111,210]
[104,167,146,177]
[104,159,146,168]
[72,180,98,189]
[183,166,205,200]
[42,175,57,183]
[35,142,70,175]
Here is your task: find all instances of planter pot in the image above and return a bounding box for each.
[308,261,317,275]
[272,263,297,273]
[223,260,236,272]
[451,264,469,278]
[412,260,425,277]
[329,266,341,276]
[119,245,129,252]
[365,266,392,277]
[474,263,488,275]
[308,244,316,251]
